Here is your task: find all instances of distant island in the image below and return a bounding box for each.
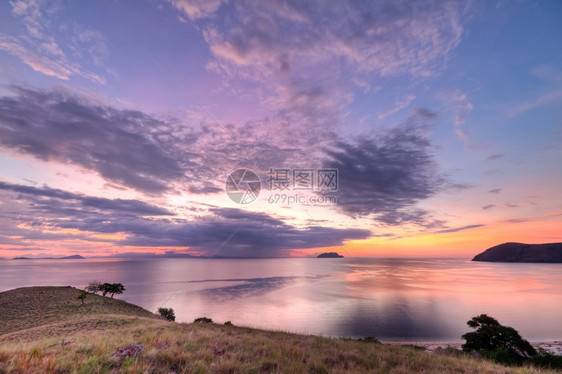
[13,255,86,260]
[317,252,344,258]
[473,242,562,263]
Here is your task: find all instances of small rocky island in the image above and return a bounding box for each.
[472,242,562,263]
[13,255,86,260]
[317,252,344,258]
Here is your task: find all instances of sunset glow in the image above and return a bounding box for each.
[0,0,561,259]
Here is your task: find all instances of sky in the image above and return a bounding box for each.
[0,0,561,259]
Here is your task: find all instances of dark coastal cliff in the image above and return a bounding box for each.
[472,242,562,263]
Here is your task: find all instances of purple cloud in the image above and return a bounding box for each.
[320,122,445,226]
[0,86,208,195]
[0,182,371,257]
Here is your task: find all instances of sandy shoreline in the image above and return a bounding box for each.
[386,341,562,356]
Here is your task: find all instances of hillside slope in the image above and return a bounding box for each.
[0,286,159,338]
[0,287,557,373]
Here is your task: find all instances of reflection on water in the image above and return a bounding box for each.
[1,258,561,341]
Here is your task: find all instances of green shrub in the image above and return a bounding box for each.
[481,346,522,366]
[77,291,87,305]
[157,307,176,322]
[435,347,467,358]
[461,314,536,365]
[357,336,381,344]
[531,348,562,369]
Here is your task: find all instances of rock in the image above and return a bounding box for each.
[317,252,344,258]
[470,349,481,359]
[110,345,144,360]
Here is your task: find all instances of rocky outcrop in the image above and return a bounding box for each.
[317,252,344,258]
[472,242,562,263]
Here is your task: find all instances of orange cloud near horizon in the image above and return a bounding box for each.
[340,219,562,258]
[1,216,560,259]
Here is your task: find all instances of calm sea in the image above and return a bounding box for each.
[1,258,561,342]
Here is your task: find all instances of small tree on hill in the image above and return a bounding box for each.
[100,283,126,298]
[158,307,176,322]
[85,281,102,294]
[462,314,536,365]
[110,283,125,298]
[77,290,88,305]
[100,283,111,297]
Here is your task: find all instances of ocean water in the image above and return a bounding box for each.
[1,257,561,342]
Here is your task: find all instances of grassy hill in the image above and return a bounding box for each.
[0,287,557,373]
[0,286,158,339]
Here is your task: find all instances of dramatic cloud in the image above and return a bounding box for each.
[201,0,467,79]
[0,183,173,253]
[196,0,470,151]
[0,80,458,254]
[0,85,341,197]
[0,182,172,216]
[0,86,197,194]
[0,183,371,257]
[118,218,370,257]
[320,122,444,226]
[0,1,475,255]
[2,83,340,196]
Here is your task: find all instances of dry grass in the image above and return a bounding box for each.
[0,287,557,373]
[0,286,157,335]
